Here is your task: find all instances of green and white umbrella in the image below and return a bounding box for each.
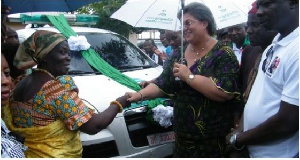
[111,0,252,31]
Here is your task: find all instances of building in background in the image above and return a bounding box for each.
[138,30,160,39]
[137,30,165,53]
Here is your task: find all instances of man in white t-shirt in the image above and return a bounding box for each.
[226,0,299,158]
[228,23,250,65]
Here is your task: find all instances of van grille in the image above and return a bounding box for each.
[124,106,173,147]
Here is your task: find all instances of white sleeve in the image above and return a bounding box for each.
[282,53,299,106]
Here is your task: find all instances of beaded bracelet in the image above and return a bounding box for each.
[110,101,123,113]
[138,91,143,101]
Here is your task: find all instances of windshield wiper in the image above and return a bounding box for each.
[68,70,99,75]
[117,65,152,71]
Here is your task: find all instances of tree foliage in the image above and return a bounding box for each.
[77,0,145,38]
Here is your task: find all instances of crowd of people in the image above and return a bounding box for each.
[1,0,298,158]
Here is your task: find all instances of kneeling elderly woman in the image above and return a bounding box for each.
[2,30,130,158]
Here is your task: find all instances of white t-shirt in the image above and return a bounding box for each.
[243,27,299,158]
[232,43,242,65]
[151,54,160,64]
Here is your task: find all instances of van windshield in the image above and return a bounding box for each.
[68,32,157,75]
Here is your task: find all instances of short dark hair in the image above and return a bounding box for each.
[144,39,157,47]
[177,2,216,36]
[217,28,228,40]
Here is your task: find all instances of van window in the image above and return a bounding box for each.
[69,32,157,74]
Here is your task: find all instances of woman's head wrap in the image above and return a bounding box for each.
[14,30,66,69]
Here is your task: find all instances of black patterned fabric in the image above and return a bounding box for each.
[154,42,240,157]
[1,119,27,158]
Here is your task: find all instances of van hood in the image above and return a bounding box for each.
[71,66,163,114]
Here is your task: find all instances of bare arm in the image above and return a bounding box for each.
[187,75,235,101]
[79,83,164,134]
[79,95,130,135]
[139,78,157,88]
[173,62,235,102]
[237,101,298,146]
[79,104,120,134]
[153,47,167,60]
[126,83,164,102]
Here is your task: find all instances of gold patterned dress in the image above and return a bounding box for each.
[3,75,95,158]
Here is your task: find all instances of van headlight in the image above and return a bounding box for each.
[123,106,147,116]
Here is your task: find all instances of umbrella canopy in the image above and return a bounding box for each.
[111,0,181,31]
[186,0,251,29]
[2,0,102,14]
[111,0,252,31]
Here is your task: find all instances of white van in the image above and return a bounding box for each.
[16,26,174,158]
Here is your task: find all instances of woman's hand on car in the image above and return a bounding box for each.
[126,92,142,102]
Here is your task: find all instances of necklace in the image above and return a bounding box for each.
[190,46,205,62]
[190,37,213,61]
[191,47,204,55]
[33,68,56,79]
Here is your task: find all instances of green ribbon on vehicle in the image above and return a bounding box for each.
[46,14,168,113]
[129,98,167,124]
[46,14,141,92]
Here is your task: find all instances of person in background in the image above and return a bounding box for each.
[3,27,19,48]
[2,30,130,158]
[1,5,27,158]
[159,30,173,58]
[1,53,27,158]
[126,2,240,157]
[139,30,185,88]
[226,0,298,158]
[1,17,28,157]
[2,27,27,80]
[240,2,278,104]
[217,28,231,44]
[143,38,165,65]
[165,30,186,53]
[227,23,250,65]
[228,2,278,157]
[1,5,33,79]
[1,5,11,45]
[137,42,145,52]
[1,16,27,158]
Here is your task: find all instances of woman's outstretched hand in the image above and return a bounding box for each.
[116,95,131,108]
[125,92,142,102]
